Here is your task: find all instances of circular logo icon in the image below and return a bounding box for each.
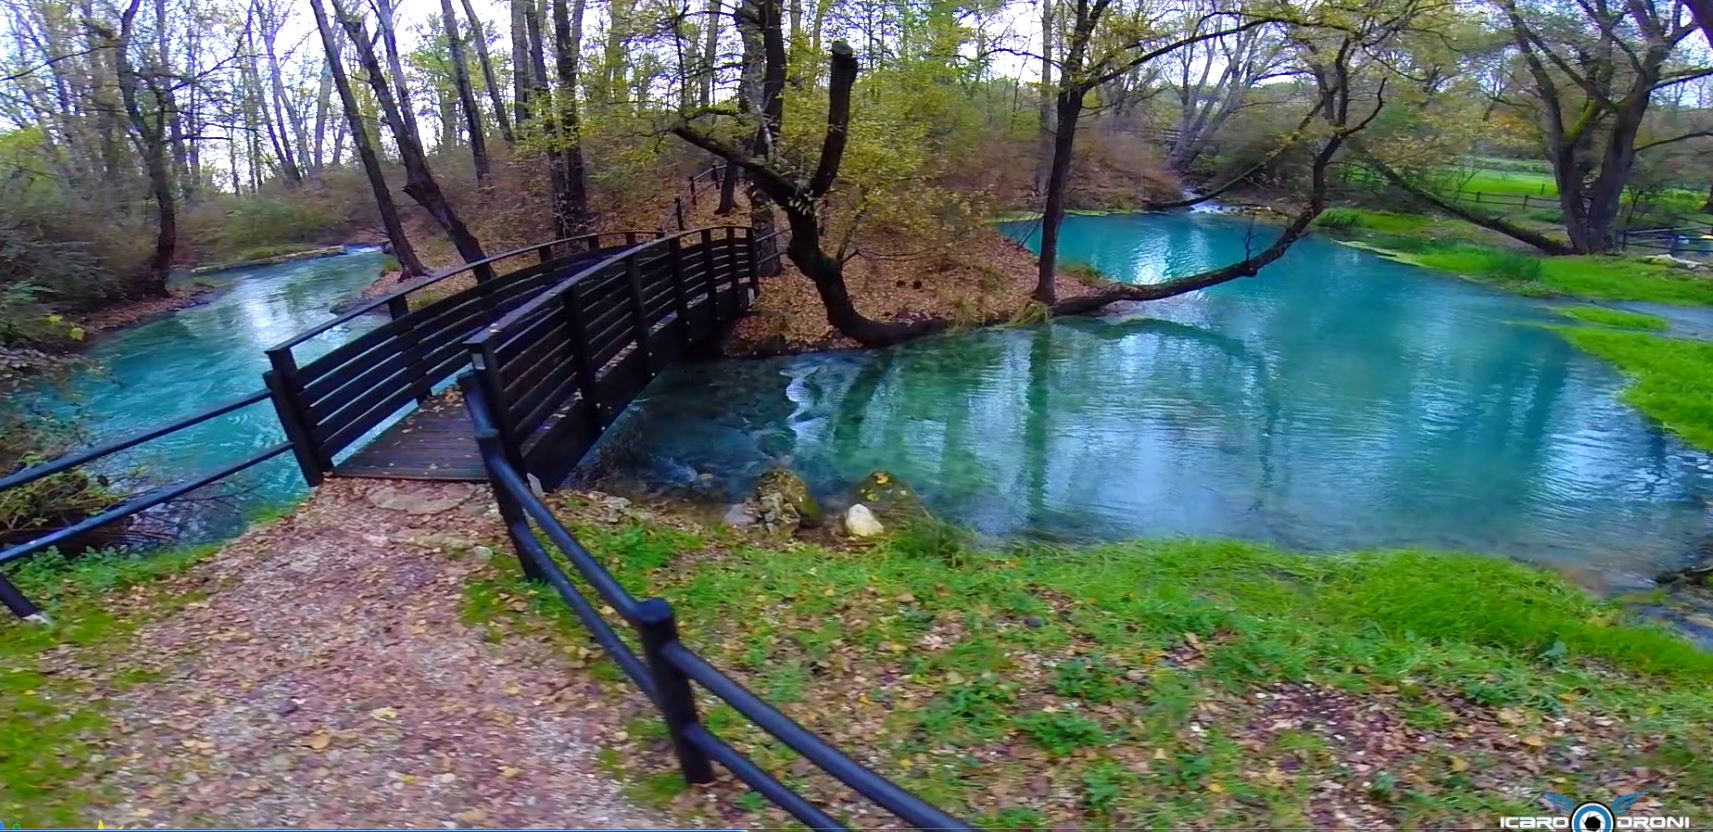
[1572,802,1616,832]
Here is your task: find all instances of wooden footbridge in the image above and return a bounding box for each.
[264,225,759,488]
[0,218,979,831]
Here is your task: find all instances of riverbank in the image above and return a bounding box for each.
[7,478,1711,827]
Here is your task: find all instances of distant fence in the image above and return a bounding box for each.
[460,374,974,831]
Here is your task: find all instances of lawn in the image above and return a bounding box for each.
[1554,327,1713,452]
[469,500,1713,829]
[1555,307,1669,331]
[0,546,217,826]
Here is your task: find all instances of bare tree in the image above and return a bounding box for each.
[307,0,427,276]
[549,0,591,233]
[336,0,487,263]
[460,0,514,144]
[439,0,490,178]
[90,0,175,297]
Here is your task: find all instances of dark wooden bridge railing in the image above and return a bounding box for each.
[463,226,756,489]
[459,374,973,832]
[265,231,645,483]
[0,389,291,620]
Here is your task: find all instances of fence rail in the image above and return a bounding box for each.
[464,226,757,489]
[0,389,288,619]
[267,232,644,482]
[460,374,972,832]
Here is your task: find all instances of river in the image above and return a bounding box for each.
[581,213,1713,588]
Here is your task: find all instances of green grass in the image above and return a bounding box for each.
[1555,327,1713,451]
[1555,307,1669,331]
[1335,225,1713,306]
[491,503,1713,828]
[0,545,218,826]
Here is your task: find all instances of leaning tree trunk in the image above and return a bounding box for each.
[373,0,422,148]
[440,0,490,178]
[337,2,488,264]
[309,0,427,276]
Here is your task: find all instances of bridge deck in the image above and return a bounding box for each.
[330,396,486,481]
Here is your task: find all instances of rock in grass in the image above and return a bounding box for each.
[844,504,885,538]
[752,468,822,533]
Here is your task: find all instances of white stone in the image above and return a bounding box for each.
[844,504,885,538]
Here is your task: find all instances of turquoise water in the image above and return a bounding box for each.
[583,213,1713,586]
[21,251,388,540]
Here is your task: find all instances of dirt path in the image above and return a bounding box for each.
[92,479,661,828]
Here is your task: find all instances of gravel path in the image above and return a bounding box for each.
[97,479,664,828]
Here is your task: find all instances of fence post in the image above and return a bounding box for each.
[463,386,545,584]
[0,573,43,621]
[634,598,716,785]
[675,197,687,232]
[264,351,327,486]
[390,296,433,404]
[624,255,657,375]
[700,228,720,325]
[668,236,692,345]
[687,175,698,208]
[563,281,606,429]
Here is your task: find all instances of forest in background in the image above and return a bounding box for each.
[0,0,1707,352]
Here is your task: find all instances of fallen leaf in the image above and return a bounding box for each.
[306,731,332,751]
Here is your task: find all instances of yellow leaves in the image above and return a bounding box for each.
[498,765,522,779]
[369,706,399,721]
[1450,755,1471,773]
[1497,707,1527,726]
[1521,735,1547,748]
[305,730,333,751]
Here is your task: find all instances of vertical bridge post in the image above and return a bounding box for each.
[634,598,716,785]
[264,349,326,487]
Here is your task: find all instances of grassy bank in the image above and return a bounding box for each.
[1317,208,1713,306]
[1555,307,1668,331]
[0,545,217,826]
[473,503,1713,829]
[1555,327,1713,452]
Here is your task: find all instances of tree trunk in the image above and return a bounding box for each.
[312,23,340,170]
[700,0,720,106]
[102,0,174,297]
[373,0,422,148]
[1034,91,1081,303]
[259,6,304,185]
[1689,0,1712,50]
[511,0,532,127]
[549,0,591,234]
[337,1,488,264]
[440,0,490,178]
[309,0,427,276]
[461,0,515,144]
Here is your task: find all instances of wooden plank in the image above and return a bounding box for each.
[331,396,485,481]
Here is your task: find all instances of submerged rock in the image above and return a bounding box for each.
[844,504,885,538]
[752,468,822,534]
[722,502,759,529]
[854,470,928,523]
[1657,561,1713,586]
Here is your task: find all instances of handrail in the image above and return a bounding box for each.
[459,373,973,831]
[0,389,270,492]
[269,231,634,353]
[478,226,746,338]
[0,388,289,619]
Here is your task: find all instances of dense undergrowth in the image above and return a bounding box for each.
[464,500,1713,829]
